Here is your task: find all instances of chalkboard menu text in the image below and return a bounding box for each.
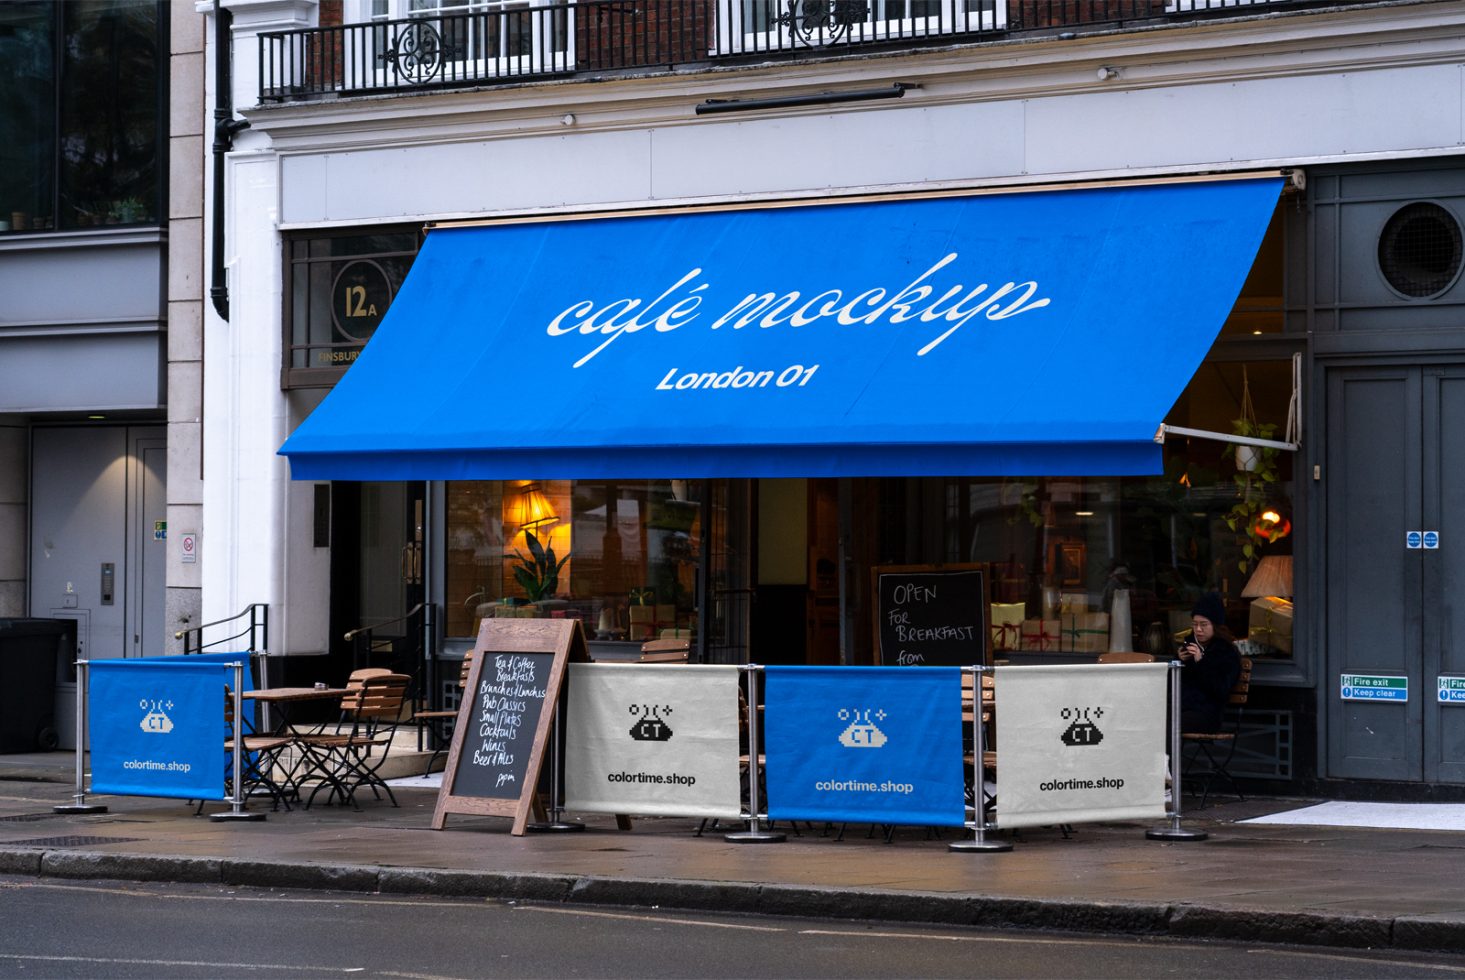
[874,565,989,667]
[432,619,585,835]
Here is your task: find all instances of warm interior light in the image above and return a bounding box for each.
[87,414,105,420]
[519,485,558,531]
[1241,555,1293,598]
[1075,510,1094,517]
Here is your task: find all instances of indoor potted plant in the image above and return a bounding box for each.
[512,530,570,603]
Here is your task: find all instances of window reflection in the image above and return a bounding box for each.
[445,479,702,644]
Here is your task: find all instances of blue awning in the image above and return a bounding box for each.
[280,177,1282,480]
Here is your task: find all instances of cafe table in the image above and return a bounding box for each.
[242,687,349,802]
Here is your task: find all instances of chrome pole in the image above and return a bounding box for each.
[952,665,1009,852]
[726,665,783,843]
[526,684,583,832]
[54,660,106,815]
[1147,661,1207,842]
[212,661,266,821]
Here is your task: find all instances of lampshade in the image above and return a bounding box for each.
[1241,555,1293,598]
[519,486,558,530]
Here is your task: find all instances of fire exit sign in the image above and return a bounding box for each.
[1340,674,1408,702]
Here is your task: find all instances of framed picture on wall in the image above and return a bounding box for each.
[1048,540,1086,588]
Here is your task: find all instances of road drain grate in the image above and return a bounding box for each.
[4,835,143,848]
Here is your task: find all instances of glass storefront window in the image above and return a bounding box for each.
[445,479,702,643]
[917,358,1297,661]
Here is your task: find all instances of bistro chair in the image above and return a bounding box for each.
[201,685,293,815]
[296,672,412,810]
[638,637,691,663]
[411,650,476,776]
[1097,651,1155,664]
[1181,656,1253,808]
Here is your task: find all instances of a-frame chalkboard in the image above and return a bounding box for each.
[431,618,587,835]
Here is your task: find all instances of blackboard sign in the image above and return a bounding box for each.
[873,564,989,667]
[446,651,552,801]
[432,619,586,835]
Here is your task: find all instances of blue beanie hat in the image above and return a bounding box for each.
[1191,592,1227,629]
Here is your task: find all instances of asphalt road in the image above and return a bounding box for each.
[1,875,1463,979]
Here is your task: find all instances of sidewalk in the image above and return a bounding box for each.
[2,750,1464,954]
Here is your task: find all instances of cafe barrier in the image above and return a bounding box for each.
[993,663,1168,828]
[763,666,966,828]
[56,653,267,822]
[564,663,742,820]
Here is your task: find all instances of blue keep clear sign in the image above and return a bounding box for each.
[1439,677,1465,704]
[763,666,966,827]
[1340,674,1409,702]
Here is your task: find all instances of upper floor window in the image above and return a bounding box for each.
[356,0,571,84]
[0,1,163,235]
[718,0,1005,55]
[1166,0,1281,9]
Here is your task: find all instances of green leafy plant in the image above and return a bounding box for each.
[1225,415,1280,575]
[512,530,570,601]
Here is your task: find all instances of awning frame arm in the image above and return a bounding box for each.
[1156,353,1302,452]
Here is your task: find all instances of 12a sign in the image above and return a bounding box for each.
[1340,674,1408,702]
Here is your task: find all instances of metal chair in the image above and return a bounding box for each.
[1181,656,1253,808]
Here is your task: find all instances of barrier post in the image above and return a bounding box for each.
[1146,660,1208,842]
[53,660,107,815]
[951,665,1010,853]
[212,661,267,822]
[526,686,584,832]
[726,665,784,843]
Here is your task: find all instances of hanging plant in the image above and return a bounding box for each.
[1225,367,1280,575]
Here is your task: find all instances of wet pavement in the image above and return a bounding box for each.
[2,751,1463,953]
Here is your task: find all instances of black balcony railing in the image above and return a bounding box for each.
[258,0,1371,104]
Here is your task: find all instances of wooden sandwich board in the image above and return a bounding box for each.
[431,618,587,834]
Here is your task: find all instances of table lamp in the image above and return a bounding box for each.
[1242,555,1293,653]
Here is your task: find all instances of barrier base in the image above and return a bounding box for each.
[949,837,1013,853]
[52,804,108,815]
[525,821,586,832]
[1146,825,1208,841]
[209,810,268,822]
[725,829,786,843]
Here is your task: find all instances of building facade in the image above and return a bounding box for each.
[0,1,207,743]
[202,0,1465,796]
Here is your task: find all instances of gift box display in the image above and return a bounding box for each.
[1061,611,1111,653]
[1248,596,1294,654]
[1020,618,1061,652]
[1059,592,1089,615]
[990,602,1025,651]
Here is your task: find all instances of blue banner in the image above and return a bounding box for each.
[89,661,235,801]
[764,666,965,827]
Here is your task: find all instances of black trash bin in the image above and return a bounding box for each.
[0,618,72,753]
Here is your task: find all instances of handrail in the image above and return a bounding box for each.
[174,603,269,656]
[342,603,440,750]
[343,602,427,642]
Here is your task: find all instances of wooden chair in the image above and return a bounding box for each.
[1181,656,1253,808]
[210,685,293,814]
[412,651,476,775]
[639,637,690,663]
[297,672,412,809]
[1097,651,1155,664]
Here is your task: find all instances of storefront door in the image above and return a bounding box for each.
[329,481,426,678]
[1325,365,1465,783]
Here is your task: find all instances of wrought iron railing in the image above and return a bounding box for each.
[258,0,1358,104]
[342,602,439,749]
[176,603,269,656]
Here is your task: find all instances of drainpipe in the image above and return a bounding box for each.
[210,0,250,321]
